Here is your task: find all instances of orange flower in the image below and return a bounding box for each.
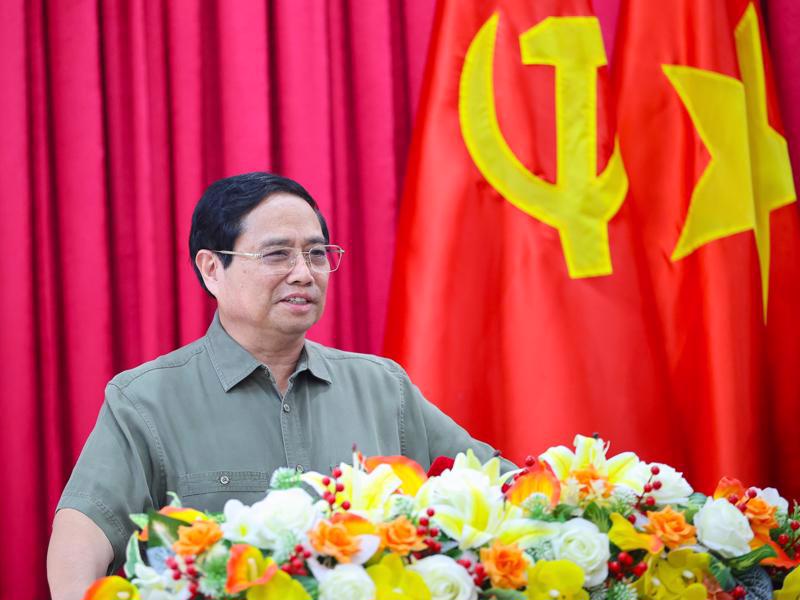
[644,507,697,550]
[745,497,778,544]
[479,540,528,589]
[308,518,361,563]
[713,477,746,501]
[377,516,427,555]
[172,520,223,556]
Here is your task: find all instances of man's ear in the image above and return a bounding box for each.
[195,250,221,297]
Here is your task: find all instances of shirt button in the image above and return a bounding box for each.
[295,464,304,473]
[282,403,291,413]
[219,475,230,485]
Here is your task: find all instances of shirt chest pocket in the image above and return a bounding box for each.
[176,470,270,512]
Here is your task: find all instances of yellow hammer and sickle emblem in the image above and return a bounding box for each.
[459,14,628,278]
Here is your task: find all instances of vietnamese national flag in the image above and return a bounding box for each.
[384,0,681,470]
[614,0,800,497]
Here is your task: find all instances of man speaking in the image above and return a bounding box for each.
[47,172,508,599]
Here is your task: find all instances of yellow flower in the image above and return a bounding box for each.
[525,560,588,600]
[246,568,311,600]
[303,462,402,520]
[541,435,647,503]
[775,566,800,600]
[608,512,664,554]
[367,553,431,599]
[636,549,709,600]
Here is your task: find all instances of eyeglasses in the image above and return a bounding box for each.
[214,245,345,274]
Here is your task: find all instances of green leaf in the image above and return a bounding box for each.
[166,491,183,507]
[480,589,526,600]
[709,555,736,591]
[295,575,319,600]
[583,502,612,533]
[123,534,143,578]
[146,512,185,548]
[129,513,148,530]
[728,544,777,572]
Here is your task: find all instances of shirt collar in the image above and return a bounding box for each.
[204,312,333,392]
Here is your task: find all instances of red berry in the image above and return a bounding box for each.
[609,561,621,574]
[458,558,472,568]
[341,501,351,510]
[186,566,198,578]
[322,476,331,486]
[295,544,305,554]
[645,496,656,507]
[618,551,634,566]
[165,557,177,569]
[627,514,637,524]
[332,468,343,478]
[291,557,304,569]
[728,494,740,504]
[778,534,790,546]
[615,572,625,581]
[304,550,312,559]
[525,455,536,467]
[327,496,336,505]
[417,526,428,536]
[501,483,511,493]
[429,527,439,537]
[184,556,195,565]
[281,564,292,572]
[427,508,436,517]
[474,564,485,575]
[731,585,746,599]
[791,521,800,531]
[652,480,663,490]
[419,517,429,527]
[336,482,345,492]
[738,504,747,513]
[633,562,648,577]
[188,582,199,596]
[172,571,182,581]
[643,483,653,493]
[650,466,661,475]
[747,488,758,499]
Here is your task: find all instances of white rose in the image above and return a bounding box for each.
[551,518,610,587]
[220,499,262,545]
[757,488,789,514]
[694,498,754,558]
[648,463,693,505]
[318,564,376,600]
[409,555,476,600]
[250,488,322,547]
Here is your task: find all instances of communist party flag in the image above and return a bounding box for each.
[614,0,800,497]
[385,0,683,471]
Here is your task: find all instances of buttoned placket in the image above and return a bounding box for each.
[263,365,309,475]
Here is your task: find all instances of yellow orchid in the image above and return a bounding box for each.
[451,448,511,486]
[82,576,139,600]
[541,435,647,504]
[608,512,665,554]
[225,545,278,595]
[636,549,709,600]
[365,455,428,496]
[367,553,431,599]
[775,566,800,600]
[415,467,557,550]
[303,461,403,520]
[247,568,311,600]
[525,560,588,600]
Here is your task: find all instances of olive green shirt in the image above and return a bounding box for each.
[58,314,510,570]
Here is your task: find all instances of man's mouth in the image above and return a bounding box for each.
[283,297,310,304]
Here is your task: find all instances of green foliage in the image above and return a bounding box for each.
[129,513,148,530]
[728,545,777,572]
[270,467,303,490]
[146,512,185,548]
[198,543,231,599]
[295,575,320,599]
[583,502,612,533]
[709,555,736,591]
[480,588,526,599]
[683,493,707,523]
[123,535,143,579]
[605,580,638,600]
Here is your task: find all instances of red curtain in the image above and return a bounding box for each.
[0,1,798,599]
[0,2,437,598]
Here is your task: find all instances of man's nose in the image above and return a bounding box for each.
[286,252,314,283]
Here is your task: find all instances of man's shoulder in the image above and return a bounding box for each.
[109,337,208,391]
[305,340,405,377]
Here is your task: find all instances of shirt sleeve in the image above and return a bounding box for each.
[56,382,163,572]
[394,362,517,473]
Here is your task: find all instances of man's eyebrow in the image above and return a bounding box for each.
[257,236,326,248]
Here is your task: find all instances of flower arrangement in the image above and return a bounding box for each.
[83,435,800,600]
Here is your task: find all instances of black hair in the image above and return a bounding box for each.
[189,172,330,295]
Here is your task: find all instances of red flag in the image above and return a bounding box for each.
[614,0,800,497]
[385,0,680,470]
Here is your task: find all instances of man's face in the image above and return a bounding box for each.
[213,193,329,341]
